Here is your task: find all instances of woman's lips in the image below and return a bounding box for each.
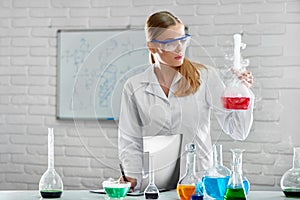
[174,55,183,60]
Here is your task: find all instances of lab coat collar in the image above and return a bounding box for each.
[142,64,182,102]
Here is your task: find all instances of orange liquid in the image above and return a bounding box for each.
[177,184,196,200]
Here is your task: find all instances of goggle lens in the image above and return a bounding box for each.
[151,34,191,52]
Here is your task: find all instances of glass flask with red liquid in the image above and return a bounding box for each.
[280,147,300,197]
[222,33,252,110]
[177,143,202,200]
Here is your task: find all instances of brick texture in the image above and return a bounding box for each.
[0,0,300,191]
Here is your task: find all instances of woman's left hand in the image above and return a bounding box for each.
[232,68,253,88]
[238,70,253,88]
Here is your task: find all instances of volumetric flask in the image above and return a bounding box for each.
[281,147,300,197]
[144,155,159,199]
[39,128,63,198]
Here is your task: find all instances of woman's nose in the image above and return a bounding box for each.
[175,41,183,52]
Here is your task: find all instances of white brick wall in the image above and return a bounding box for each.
[0,0,300,192]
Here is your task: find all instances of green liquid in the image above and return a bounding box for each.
[224,188,246,200]
[283,188,300,197]
[104,187,130,198]
[40,190,62,198]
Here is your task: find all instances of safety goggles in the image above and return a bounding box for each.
[150,34,191,52]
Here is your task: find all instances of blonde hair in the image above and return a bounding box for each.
[145,11,204,97]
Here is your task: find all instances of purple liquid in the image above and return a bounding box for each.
[145,192,159,199]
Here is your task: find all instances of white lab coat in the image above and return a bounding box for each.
[118,64,254,188]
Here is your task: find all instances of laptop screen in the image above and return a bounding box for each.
[140,134,183,192]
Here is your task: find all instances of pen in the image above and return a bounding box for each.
[119,164,129,182]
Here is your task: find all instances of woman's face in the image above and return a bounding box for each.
[148,23,188,68]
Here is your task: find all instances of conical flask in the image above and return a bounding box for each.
[222,33,252,110]
[177,143,199,200]
[144,155,159,199]
[203,144,231,199]
[280,147,300,197]
[224,149,247,200]
[39,128,63,198]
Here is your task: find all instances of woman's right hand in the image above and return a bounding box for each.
[119,176,137,193]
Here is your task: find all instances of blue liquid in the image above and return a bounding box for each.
[243,179,250,195]
[203,176,229,199]
[203,176,249,199]
[191,194,203,200]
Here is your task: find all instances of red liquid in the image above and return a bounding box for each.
[222,97,250,110]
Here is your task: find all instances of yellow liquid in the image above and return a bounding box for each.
[177,184,196,200]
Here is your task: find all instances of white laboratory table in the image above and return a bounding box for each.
[0,190,293,200]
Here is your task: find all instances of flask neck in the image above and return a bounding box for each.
[186,151,196,176]
[231,149,244,174]
[293,147,300,169]
[48,128,54,170]
[232,162,243,175]
[229,149,245,188]
[230,163,244,188]
[213,144,223,167]
[149,156,155,185]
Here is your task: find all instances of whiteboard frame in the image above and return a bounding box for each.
[56,28,148,120]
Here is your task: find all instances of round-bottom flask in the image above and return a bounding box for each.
[203,144,231,199]
[221,33,252,110]
[222,77,251,110]
[280,147,300,197]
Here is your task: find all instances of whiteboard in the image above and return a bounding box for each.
[57,29,149,120]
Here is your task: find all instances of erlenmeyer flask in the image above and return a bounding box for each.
[280,147,300,197]
[224,149,247,200]
[39,128,63,198]
[144,155,159,199]
[177,143,198,200]
[203,144,231,199]
[222,33,252,110]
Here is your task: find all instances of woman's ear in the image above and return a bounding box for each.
[147,42,157,54]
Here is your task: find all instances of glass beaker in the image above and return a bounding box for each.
[177,143,198,200]
[102,179,131,200]
[144,155,159,199]
[39,128,63,198]
[280,147,300,197]
[203,144,231,199]
[221,33,252,110]
[224,149,247,200]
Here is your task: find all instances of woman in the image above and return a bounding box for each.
[118,11,254,192]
